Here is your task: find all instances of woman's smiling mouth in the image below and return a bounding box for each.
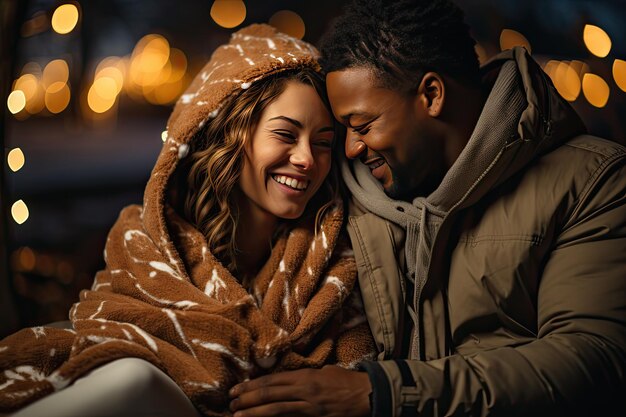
[271,174,310,191]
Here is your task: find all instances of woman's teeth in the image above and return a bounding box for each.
[272,175,309,190]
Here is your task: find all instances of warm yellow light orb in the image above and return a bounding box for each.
[269,10,305,39]
[51,3,79,35]
[499,29,532,53]
[613,59,626,92]
[7,90,26,114]
[583,24,611,58]
[45,82,71,113]
[11,200,30,224]
[211,0,246,29]
[7,148,25,172]
[19,247,36,270]
[42,59,69,87]
[168,48,187,83]
[96,66,124,94]
[553,62,581,102]
[93,77,119,100]
[87,84,116,113]
[582,73,610,108]
[14,74,39,101]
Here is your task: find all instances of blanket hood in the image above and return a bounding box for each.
[142,24,321,260]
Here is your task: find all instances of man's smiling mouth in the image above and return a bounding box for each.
[366,159,385,170]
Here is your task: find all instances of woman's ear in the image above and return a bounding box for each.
[416,72,445,117]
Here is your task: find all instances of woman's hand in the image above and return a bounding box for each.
[229,365,371,417]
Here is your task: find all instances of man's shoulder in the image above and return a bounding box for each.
[561,134,626,160]
[528,134,626,185]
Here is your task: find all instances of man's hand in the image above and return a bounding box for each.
[228,365,371,417]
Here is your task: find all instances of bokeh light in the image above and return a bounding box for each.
[582,73,610,108]
[11,200,30,225]
[210,0,246,29]
[499,29,532,53]
[613,59,626,92]
[51,3,79,35]
[475,44,489,65]
[42,59,69,87]
[17,247,36,271]
[45,82,71,113]
[168,48,188,82]
[7,148,26,172]
[7,90,26,114]
[269,10,305,39]
[15,64,46,115]
[14,74,38,104]
[87,83,117,113]
[568,60,590,79]
[554,61,581,102]
[21,12,49,37]
[95,65,125,94]
[583,24,611,58]
[125,35,188,105]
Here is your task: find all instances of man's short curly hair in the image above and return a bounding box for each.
[319,0,480,92]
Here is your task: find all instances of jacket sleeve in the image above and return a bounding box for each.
[361,156,626,417]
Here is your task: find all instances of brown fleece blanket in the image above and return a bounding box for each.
[0,204,376,415]
[0,23,377,415]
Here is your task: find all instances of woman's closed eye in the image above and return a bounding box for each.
[313,138,334,149]
[273,130,297,142]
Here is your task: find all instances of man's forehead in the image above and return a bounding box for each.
[327,66,378,89]
[326,67,393,121]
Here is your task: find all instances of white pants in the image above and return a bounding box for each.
[10,358,201,417]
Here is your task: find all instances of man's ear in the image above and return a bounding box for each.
[416,72,445,117]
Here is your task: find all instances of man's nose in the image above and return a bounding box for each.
[345,131,367,159]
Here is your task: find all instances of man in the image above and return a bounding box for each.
[229,0,626,415]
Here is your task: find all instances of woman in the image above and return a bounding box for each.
[0,24,376,417]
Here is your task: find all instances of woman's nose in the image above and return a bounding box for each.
[290,143,314,170]
[345,131,367,159]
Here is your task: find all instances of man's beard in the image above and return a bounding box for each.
[384,169,416,201]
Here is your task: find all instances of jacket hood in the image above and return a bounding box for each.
[140,24,322,249]
[342,47,587,225]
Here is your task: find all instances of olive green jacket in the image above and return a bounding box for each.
[343,48,626,416]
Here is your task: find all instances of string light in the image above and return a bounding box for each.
[582,73,610,108]
[7,148,25,172]
[42,59,69,87]
[7,90,26,114]
[269,10,305,39]
[553,61,581,102]
[45,81,71,113]
[51,3,79,35]
[11,200,30,225]
[499,29,532,53]
[613,59,626,92]
[583,24,611,58]
[210,0,246,29]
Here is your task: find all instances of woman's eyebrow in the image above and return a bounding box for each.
[268,116,302,128]
[269,116,333,134]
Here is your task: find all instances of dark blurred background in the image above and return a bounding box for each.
[1,0,625,338]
